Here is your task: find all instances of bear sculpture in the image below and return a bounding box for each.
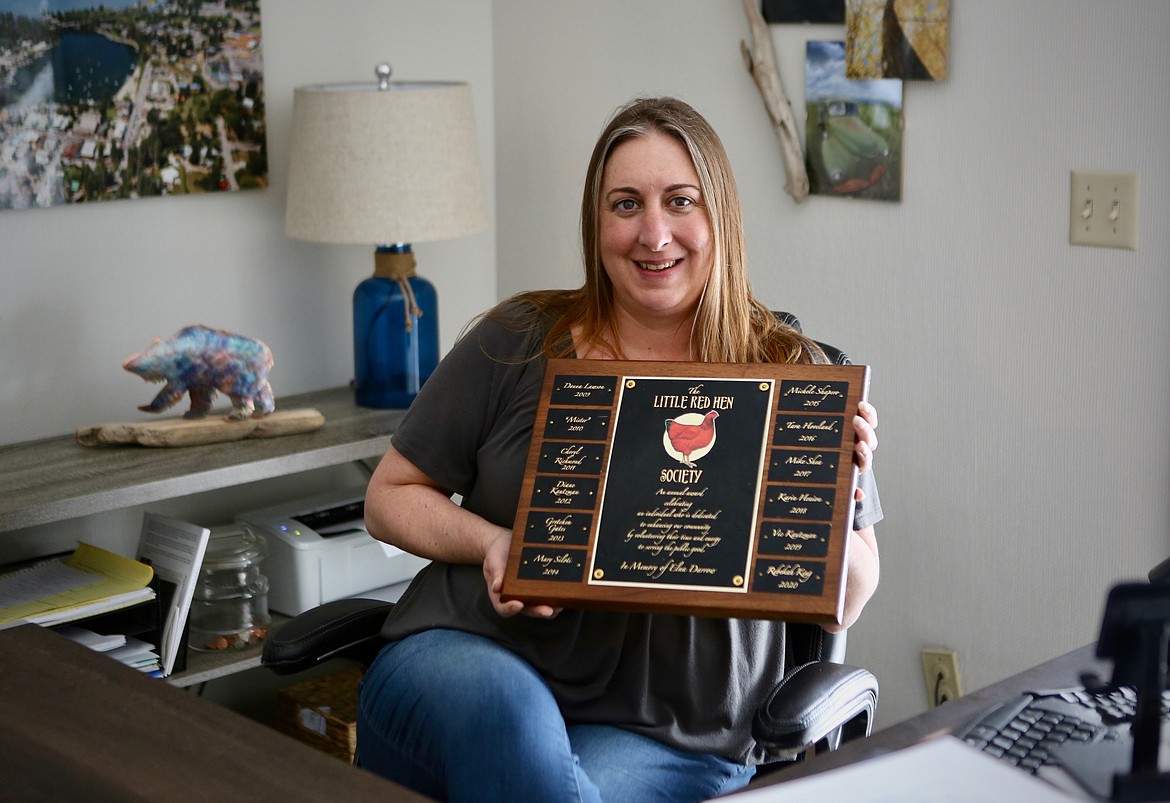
[124,325,275,421]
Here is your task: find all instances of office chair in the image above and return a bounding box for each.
[262,597,877,766]
[262,317,877,767]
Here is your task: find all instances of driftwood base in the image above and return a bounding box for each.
[76,408,326,448]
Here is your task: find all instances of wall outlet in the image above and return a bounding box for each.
[921,647,963,708]
[1069,170,1139,250]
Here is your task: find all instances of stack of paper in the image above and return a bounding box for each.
[57,625,162,676]
[53,626,126,652]
[0,543,155,627]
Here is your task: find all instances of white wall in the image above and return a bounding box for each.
[493,0,1170,727]
[0,0,496,445]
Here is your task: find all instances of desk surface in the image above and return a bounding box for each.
[1,621,1103,801]
[749,643,1104,790]
[0,625,428,802]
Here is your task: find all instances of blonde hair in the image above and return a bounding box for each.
[502,97,824,365]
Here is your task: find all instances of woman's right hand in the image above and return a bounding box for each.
[482,527,561,620]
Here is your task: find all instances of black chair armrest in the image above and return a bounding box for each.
[753,661,879,758]
[261,598,393,675]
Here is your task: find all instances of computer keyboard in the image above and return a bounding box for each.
[957,685,1170,797]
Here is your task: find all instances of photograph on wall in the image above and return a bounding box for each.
[805,40,902,202]
[761,0,844,24]
[0,0,266,210]
[844,0,949,80]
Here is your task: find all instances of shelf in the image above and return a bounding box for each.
[167,576,410,688]
[168,613,290,688]
[1,387,408,690]
[0,387,406,533]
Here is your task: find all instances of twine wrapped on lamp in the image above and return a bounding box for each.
[285,64,487,408]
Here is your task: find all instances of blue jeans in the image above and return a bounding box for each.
[356,629,755,802]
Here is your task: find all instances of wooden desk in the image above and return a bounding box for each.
[0,625,428,802]
[749,643,1105,789]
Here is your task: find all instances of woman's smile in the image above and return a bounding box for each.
[637,258,681,271]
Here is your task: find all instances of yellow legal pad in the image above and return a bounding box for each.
[0,543,155,626]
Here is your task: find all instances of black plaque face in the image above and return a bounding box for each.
[516,547,587,582]
[544,410,610,441]
[774,415,845,447]
[758,521,831,557]
[550,375,617,407]
[521,511,592,546]
[503,359,869,623]
[768,450,840,484]
[590,376,771,592]
[537,442,606,475]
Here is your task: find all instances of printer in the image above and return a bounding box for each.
[236,487,428,615]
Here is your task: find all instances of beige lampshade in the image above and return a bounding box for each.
[285,79,487,245]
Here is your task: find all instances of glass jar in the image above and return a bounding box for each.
[188,523,271,651]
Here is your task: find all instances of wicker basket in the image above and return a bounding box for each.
[275,668,363,762]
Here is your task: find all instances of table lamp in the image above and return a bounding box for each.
[285,64,487,408]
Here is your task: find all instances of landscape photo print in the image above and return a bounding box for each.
[805,40,903,202]
[0,0,266,210]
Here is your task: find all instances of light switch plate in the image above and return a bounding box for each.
[1069,170,1139,250]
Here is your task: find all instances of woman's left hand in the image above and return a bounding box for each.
[853,401,878,500]
[483,527,562,620]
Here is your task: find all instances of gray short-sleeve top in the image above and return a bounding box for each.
[380,300,883,764]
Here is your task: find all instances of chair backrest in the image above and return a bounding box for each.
[776,310,850,367]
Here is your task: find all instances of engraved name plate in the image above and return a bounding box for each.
[502,359,869,624]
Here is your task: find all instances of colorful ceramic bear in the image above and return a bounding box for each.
[124,325,275,421]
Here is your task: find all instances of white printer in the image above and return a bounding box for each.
[236,487,428,615]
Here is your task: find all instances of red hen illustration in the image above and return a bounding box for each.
[664,410,719,467]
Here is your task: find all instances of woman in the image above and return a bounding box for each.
[358,97,882,802]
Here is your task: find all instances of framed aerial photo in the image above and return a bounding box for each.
[845,0,950,81]
[501,359,870,625]
[0,0,266,210]
[805,40,903,202]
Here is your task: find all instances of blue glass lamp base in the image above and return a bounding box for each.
[352,266,439,410]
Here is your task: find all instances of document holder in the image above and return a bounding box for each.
[48,576,183,674]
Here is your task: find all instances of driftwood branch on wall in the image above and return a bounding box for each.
[740,0,809,203]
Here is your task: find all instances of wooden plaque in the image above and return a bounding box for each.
[501,359,870,624]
